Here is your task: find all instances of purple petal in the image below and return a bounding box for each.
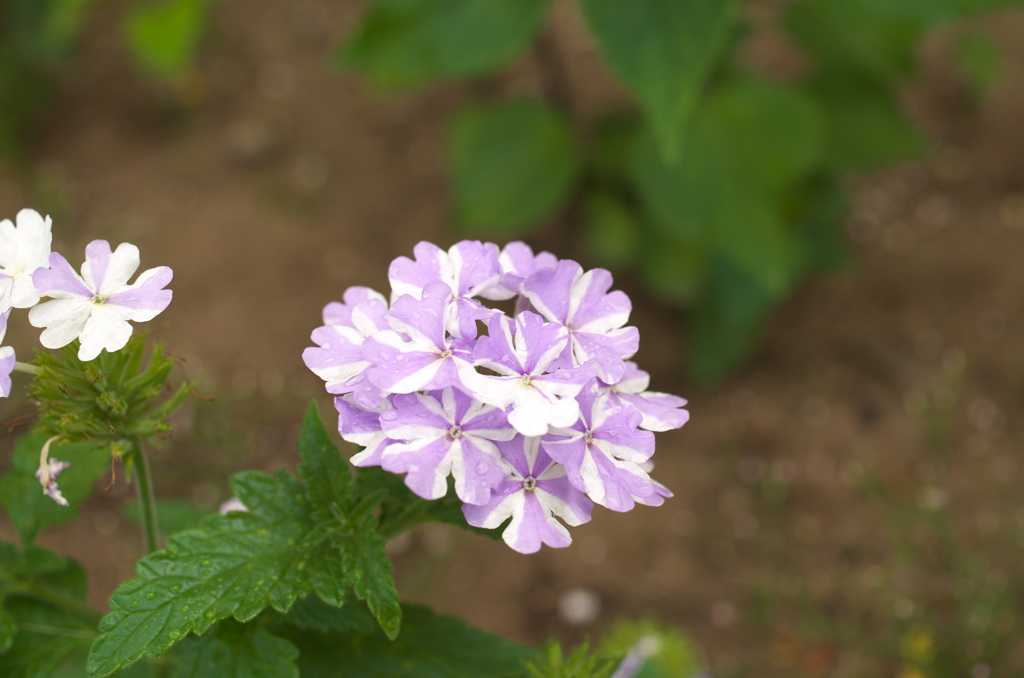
[388,242,448,300]
[0,345,14,398]
[522,259,581,325]
[382,437,454,500]
[387,282,452,350]
[448,240,500,297]
[33,252,91,298]
[618,392,690,432]
[106,266,173,318]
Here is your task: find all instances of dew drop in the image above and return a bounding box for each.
[131,600,139,608]
[322,341,332,350]
[475,460,489,475]
[407,464,419,474]
[325,358,335,364]
[201,559,211,567]
[169,630,181,640]
[171,584,182,593]
[363,386,373,392]
[395,354,404,361]
[146,592,156,600]
[381,410,398,421]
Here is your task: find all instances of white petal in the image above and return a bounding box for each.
[77,305,133,360]
[29,298,93,348]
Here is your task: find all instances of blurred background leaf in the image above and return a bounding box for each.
[339,0,550,89]
[122,0,216,79]
[448,100,578,234]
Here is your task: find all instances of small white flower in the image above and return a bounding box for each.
[29,240,172,361]
[0,208,52,312]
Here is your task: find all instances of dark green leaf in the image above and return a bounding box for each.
[87,470,328,677]
[172,619,298,678]
[785,0,922,86]
[0,607,16,654]
[286,604,534,678]
[0,432,109,546]
[804,71,923,171]
[273,594,375,634]
[449,100,578,234]
[636,230,707,306]
[122,0,213,78]
[631,77,821,295]
[339,0,549,88]
[336,518,401,640]
[580,0,737,157]
[296,403,351,516]
[687,258,775,384]
[583,192,641,269]
[0,596,95,678]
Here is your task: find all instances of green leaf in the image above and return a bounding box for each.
[579,0,737,158]
[87,470,328,677]
[356,467,501,541]
[583,192,641,269]
[804,71,923,171]
[631,77,821,295]
[0,432,109,546]
[339,0,550,88]
[296,403,352,516]
[273,594,375,634]
[636,230,707,306]
[172,619,298,678]
[123,500,215,535]
[784,0,922,86]
[449,100,578,234]
[286,604,534,678]
[122,0,214,78]
[0,597,95,678]
[687,258,776,384]
[337,518,401,640]
[0,607,16,654]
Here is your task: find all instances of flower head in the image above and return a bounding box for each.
[30,240,173,361]
[305,240,687,553]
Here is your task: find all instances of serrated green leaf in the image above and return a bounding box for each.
[525,639,619,678]
[580,0,737,158]
[296,403,351,516]
[337,517,401,640]
[122,0,213,78]
[172,619,298,678]
[0,433,109,546]
[286,604,534,678]
[631,77,821,296]
[87,470,329,677]
[449,100,578,234]
[339,0,550,88]
[273,594,376,634]
[0,596,95,678]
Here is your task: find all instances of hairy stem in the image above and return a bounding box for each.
[132,442,160,555]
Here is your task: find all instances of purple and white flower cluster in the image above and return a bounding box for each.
[1,207,173,503]
[304,241,688,554]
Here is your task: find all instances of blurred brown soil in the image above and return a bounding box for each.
[3,1,1024,676]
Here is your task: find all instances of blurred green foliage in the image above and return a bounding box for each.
[0,0,215,159]
[341,0,1021,383]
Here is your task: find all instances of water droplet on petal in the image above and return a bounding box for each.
[475,460,489,475]
[322,341,333,350]
[395,354,404,361]
[381,410,398,421]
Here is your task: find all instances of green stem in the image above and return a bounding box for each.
[132,441,160,555]
[13,361,42,375]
